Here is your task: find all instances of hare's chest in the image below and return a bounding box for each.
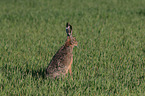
[63,53,73,66]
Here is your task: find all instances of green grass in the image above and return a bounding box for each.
[0,0,145,95]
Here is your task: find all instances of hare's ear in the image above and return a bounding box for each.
[66,22,69,27]
[66,22,73,36]
[70,25,72,30]
[69,24,73,36]
[66,22,72,30]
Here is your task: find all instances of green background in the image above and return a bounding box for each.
[0,0,145,95]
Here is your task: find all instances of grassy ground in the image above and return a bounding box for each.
[0,0,145,95]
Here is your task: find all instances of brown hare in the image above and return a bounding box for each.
[46,23,77,79]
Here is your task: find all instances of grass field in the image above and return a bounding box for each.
[0,0,145,95]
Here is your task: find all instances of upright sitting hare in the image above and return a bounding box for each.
[46,23,77,79]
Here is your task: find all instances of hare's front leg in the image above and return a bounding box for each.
[69,66,73,80]
[68,57,73,80]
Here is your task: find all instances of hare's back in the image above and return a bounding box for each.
[46,46,70,73]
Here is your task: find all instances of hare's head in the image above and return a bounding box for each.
[71,37,78,46]
[65,36,78,47]
[65,22,77,47]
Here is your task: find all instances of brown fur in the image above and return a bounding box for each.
[46,36,78,79]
